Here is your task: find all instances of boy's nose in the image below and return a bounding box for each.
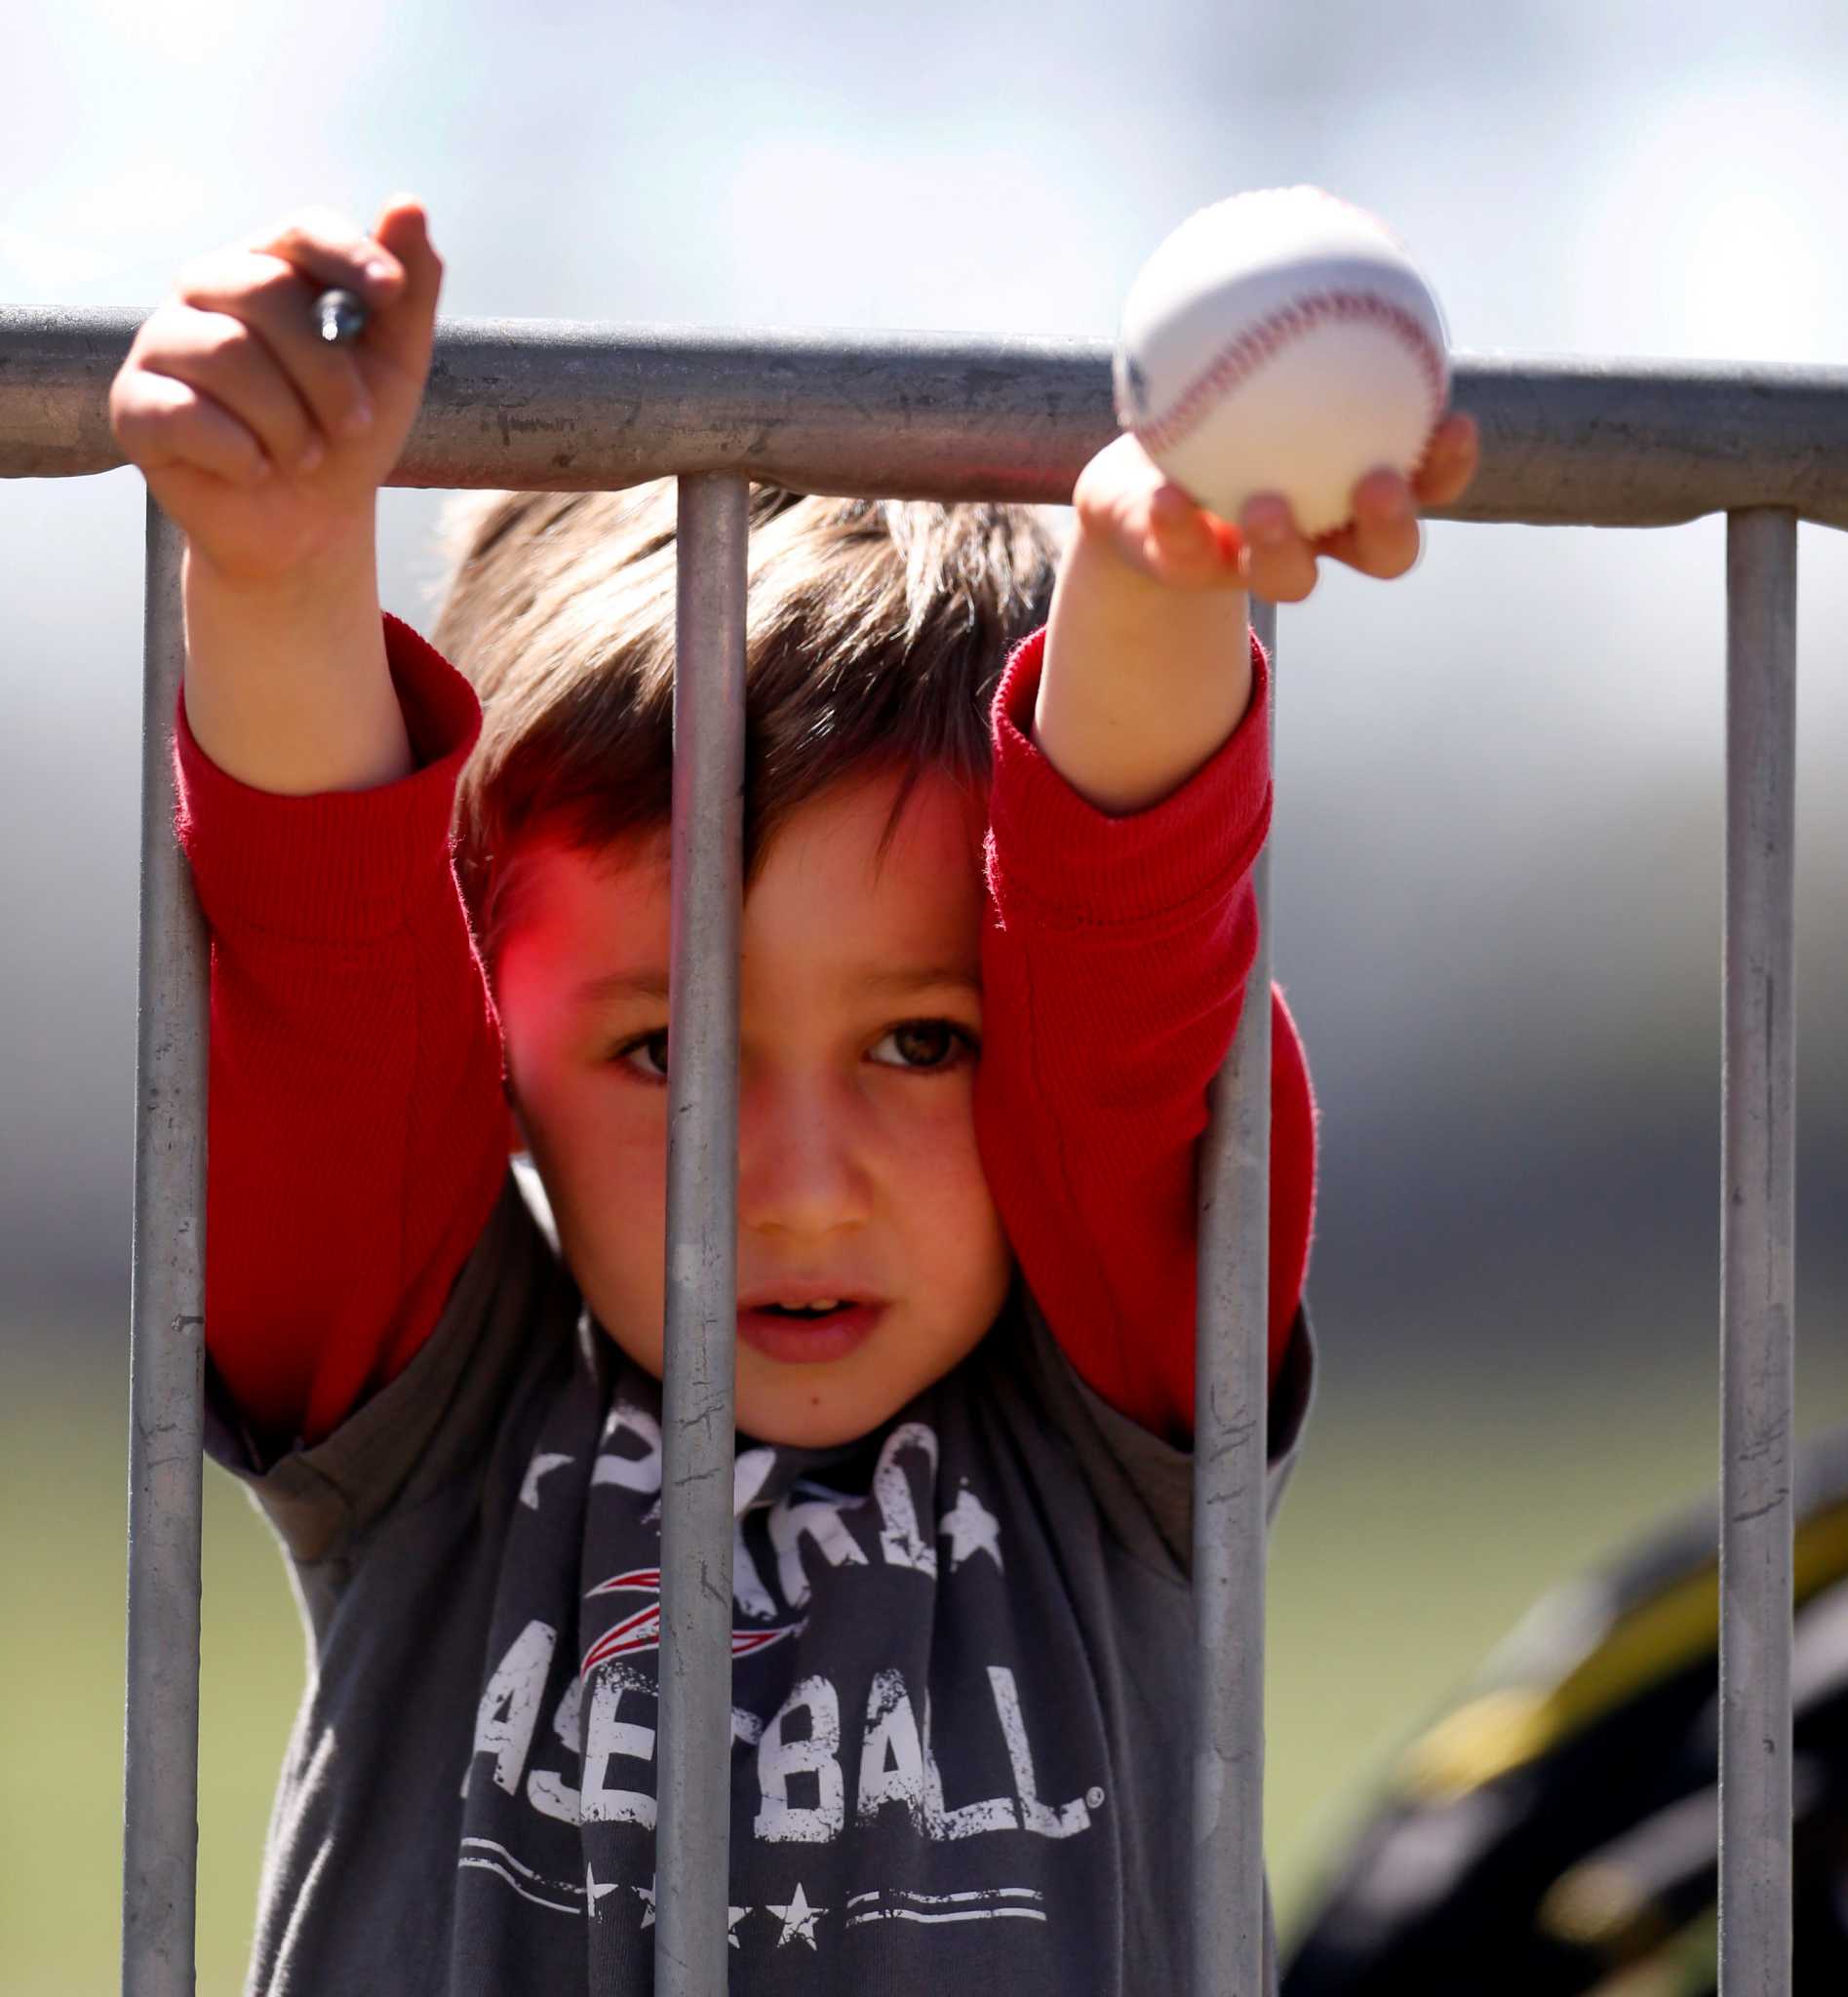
[735,1082,875,1240]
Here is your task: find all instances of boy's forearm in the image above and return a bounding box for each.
[1033,525,1254,816]
[180,515,413,797]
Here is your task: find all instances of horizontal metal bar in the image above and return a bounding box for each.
[4,306,1847,528]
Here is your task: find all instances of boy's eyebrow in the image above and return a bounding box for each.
[572,968,671,1007]
[851,962,982,997]
[571,962,978,1007]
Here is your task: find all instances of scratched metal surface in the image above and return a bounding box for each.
[4,308,1847,529]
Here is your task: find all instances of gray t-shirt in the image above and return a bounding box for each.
[209,1165,1314,1995]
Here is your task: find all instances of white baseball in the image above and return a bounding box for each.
[1114,185,1450,540]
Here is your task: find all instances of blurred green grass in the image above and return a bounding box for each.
[5,1321,1845,1994]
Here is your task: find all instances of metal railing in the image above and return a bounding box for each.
[3,306,1841,1996]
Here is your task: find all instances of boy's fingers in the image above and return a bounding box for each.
[359,196,443,376]
[1237,495,1318,603]
[248,205,406,309]
[111,368,273,488]
[1318,414,1477,579]
[1143,482,1243,587]
[192,198,442,433]
[1073,430,1160,523]
[175,252,375,450]
[1077,440,1246,589]
[133,306,319,477]
[1412,411,1479,509]
[1331,468,1422,578]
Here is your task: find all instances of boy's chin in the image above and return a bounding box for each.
[732,1371,907,1451]
[589,1315,952,1450]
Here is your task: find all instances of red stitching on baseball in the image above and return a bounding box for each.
[1131,289,1446,459]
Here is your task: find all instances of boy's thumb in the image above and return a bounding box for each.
[367,195,443,362]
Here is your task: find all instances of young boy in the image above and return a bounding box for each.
[109,196,1477,1994]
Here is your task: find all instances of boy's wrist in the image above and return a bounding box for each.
[180,508,412,798]
[183,505,380,609]
[1032,520,1254,817]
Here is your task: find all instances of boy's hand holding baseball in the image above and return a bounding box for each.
[1076,416,1479,606]
[110,199,443,795]
[1035,418,1480,815]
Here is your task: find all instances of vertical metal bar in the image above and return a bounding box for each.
[1719,508,1797,1997]
[121,498,206,1997]
[1193,592,1276,1997]
[655,471,749,1997]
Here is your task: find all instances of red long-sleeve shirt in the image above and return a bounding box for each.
[174,615,1315,1451]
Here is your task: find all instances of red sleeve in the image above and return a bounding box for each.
[976,625,1317,1443]
[174,613,511,1448]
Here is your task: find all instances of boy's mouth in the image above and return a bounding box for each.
[736,1294,885,1365]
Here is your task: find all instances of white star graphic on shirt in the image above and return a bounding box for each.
[585,1863,619,1911]
[631,1879,745,1943]
[520,1451,574,1509]
[766,1881,825,1948]
[939,1483,1003,1570]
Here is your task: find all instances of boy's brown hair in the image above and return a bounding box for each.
[429,481,1066,971]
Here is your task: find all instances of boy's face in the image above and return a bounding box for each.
[494,767,1011,1449]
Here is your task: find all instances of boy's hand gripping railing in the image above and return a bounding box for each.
[3,307,1844,1996]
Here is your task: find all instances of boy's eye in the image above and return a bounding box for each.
[869,1020,975,1072]
[612,1029,670,1081]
